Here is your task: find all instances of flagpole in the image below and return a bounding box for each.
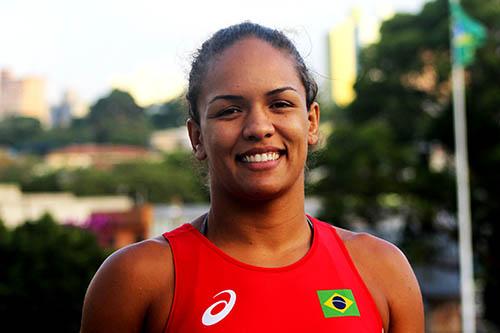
[449,0,476,325]
[452,63,475,333]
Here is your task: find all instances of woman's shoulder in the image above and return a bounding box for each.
[334,226,406,266]
[333,225,424,332]
[80,236,174,333]
[315,220,408,270]
[99,236,173,283]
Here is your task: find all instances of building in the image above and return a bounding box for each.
[51,92,73,128]
[328,14,359,107]
[86,204,153,249]
[150,126,192,153]
[45,144,159,170]
[328,8,393,106]
[0,183,134,228]
[51,101,72,128]
[50,90,89,127]
[0,69,49,124]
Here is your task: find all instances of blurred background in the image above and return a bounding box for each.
[0,0,499,331]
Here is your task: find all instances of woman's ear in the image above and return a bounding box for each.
[307,102,320,146]
[187,118,207,160]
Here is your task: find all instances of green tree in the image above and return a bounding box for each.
[112,151,208,203]
[148,93,188,129]
[315,0,500,327]
[0,116,43,150]
[0,214,109,332]
[20,171,63,192]
[0,150,207,203]
[0,90,151,153]
[317,0,456,232]
[53,151,208,203]
[60,168,121,196]
[25,125,94,154]
[87,89,151,145]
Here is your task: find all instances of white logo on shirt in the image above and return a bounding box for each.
[201,289,237,326]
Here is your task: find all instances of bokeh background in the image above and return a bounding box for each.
[1,0,499,331]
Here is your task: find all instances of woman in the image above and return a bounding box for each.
[81,22,424,332]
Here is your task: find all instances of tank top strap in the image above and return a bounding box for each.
[308,216,384,331]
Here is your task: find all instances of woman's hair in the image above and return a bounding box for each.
[186,22,318,124]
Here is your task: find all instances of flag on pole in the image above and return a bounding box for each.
[449,2,487,332]
[451,2,487,66]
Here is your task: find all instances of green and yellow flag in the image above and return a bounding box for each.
[317,289,360,318]
[450,1,487,66]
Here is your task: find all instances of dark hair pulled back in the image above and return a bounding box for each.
[186,22,318,124]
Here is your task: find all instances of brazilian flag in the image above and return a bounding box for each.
[317,289,360,318]
[450,1,487,66]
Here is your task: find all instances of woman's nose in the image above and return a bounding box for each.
[242,106,275,141]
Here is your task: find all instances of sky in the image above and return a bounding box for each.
[0,0,429,107]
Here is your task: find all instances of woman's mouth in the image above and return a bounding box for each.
[241,152,280,163]
[236,149,286,163]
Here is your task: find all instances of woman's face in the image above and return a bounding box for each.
[188,37,319,201]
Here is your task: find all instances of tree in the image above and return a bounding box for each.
[0,90,151,153]
[87,89,151,145]
[315,0,500,327]
[148,93,188,129]
[317,0,456,231]
[111,151,208,203]
[54,151,208,203]
[0,116,43,150]
[0,150,208,203]
[25,125,94,154]
[0,214,109,332]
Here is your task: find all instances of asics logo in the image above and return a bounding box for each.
[201,289,237,326]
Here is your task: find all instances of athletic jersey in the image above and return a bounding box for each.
[162,216,383,332]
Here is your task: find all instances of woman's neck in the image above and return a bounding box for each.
[206,183,310,255]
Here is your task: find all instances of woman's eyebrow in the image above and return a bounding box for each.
[208,95,244,105]
[208,86,297,105]
[266,86,297,96]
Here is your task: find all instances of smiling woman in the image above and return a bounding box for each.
[188,35,318,201]
[80,22,424,333]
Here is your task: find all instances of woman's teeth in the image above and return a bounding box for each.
[242,152,280,163]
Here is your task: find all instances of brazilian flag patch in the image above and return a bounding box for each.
[317,289,360,318]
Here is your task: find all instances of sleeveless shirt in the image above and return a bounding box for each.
[162,216,383,332]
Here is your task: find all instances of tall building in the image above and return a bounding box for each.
[51,98,72,128]
[328,7,393,106]
[328,14,359,107]
[0,69,49,124]
[51,90,79,128]
[50,89,89,127]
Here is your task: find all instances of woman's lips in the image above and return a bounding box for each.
[235,148,286,171]
[241,151,280,163]
[236,147,286,163]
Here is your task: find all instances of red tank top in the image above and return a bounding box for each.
[162,216,383,332]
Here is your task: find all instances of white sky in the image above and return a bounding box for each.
[0,0,428,107]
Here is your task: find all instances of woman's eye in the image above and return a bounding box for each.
[218,108,240,117]
[270,101,292,109]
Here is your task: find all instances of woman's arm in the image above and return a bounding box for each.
[80,238,173,333]
[341,230,425,333]
[381,243,424,332]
